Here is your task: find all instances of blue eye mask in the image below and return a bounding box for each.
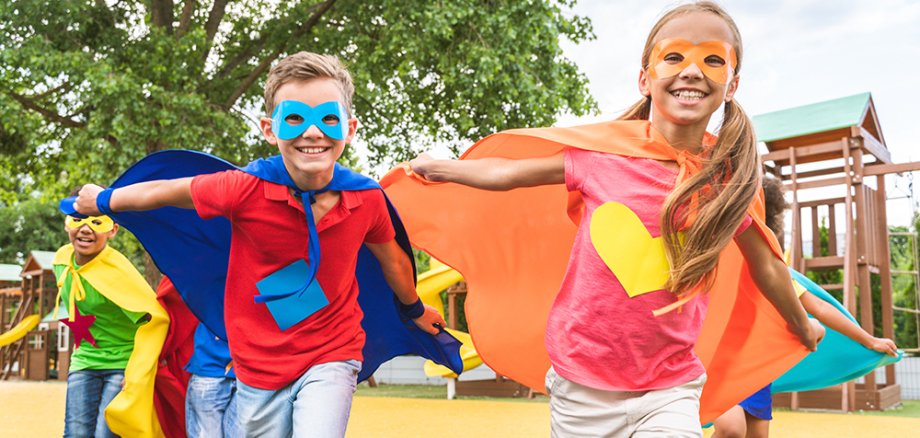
[271,100,349,141]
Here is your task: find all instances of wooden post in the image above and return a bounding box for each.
[841,138,857,411]
[852,148,878,399]
[875,176,897,386]
[790,148,803,271]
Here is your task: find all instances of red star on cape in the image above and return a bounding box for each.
[60,305,98,349]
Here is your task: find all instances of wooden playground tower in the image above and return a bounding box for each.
[0,251,64,381]
[755,92,920,411]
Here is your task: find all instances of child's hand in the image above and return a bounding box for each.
[867,337,898,356]
[75,184,105,216]
[798,318,825,352]
[412,304,447,335]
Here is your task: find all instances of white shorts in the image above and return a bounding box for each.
[545,367,705,438]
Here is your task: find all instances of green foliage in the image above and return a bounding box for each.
[0,198,65,264]
[0,196,146,271]
[806,216,920,349]
[889,217,920,349]
[0,0,596,201]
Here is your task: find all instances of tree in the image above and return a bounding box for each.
[890,218,920,350]
[0,0,596,201]
[0,198,65,264]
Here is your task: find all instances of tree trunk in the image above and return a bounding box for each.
[144,251,162,289]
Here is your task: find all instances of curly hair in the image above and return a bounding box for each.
[762,175,788,239]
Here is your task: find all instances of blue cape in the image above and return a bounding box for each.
[773,268,902,393]
[79,149,462,381]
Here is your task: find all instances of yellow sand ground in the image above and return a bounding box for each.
[1,380,916,437]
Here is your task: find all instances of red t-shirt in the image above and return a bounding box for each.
[190,170,395,389]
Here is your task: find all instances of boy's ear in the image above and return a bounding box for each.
[638,68,651,97]
[345,117,359,144]
[260,117,278,145]
[109,223,119,239]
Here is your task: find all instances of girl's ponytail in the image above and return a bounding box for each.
[660,99,760,295]
[619,97,652,121]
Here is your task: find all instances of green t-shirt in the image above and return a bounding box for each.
[54,259,148,371]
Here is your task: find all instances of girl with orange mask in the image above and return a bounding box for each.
[403,2,824,436]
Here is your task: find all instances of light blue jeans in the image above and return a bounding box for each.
[186,374,242,438]
[236,360,361,438]
[64,369,124,438]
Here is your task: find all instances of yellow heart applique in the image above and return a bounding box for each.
[589,201,672,297]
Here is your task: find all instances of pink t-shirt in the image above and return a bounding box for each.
[546,148,750,392]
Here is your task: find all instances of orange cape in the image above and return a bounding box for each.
[381,120,809,423]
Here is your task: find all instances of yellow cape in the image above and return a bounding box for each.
[54,244,168,438]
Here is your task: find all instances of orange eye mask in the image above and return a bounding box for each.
[66,215,114,233]
[648,39,737,84]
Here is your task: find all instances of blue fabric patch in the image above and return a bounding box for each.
[257,259,328,331]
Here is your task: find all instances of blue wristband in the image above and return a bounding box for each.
[399,298,425,320]
[96,188,115,216]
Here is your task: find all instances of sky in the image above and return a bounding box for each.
[555,0,920,227]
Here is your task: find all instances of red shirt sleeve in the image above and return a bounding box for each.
[190,170,249,220]
[364,190,396,244]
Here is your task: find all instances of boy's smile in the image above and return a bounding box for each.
[261,78,358,191]
[65,216,117,265]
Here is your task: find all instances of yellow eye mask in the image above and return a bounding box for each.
[66,215,115,233]
[648,38,737,84]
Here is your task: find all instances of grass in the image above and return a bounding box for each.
[852,400,920,418]
[356,384,920,416]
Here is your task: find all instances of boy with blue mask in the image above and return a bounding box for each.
[72,52,447,437]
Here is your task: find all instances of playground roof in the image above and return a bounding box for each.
[752,92,877,143]
[22,250,56,274]
[0,264,20,282]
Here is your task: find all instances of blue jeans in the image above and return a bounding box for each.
[236,360,361,438]
[186,374,242,438]
[64,369,124,438]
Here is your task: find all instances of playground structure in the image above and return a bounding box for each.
[0,250,68,382]
[416,261,533,399]
[755,92,920,411]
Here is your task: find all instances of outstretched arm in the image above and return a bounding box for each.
[736,226,825,351]
[74,178,195,216]
[800,291,898,356]
[409,153,564,191]
[365,239,446,335]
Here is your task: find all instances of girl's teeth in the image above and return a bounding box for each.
[672,90,705,100]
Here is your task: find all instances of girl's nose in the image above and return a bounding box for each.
[678,62,705,80]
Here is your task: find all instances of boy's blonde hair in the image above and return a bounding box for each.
[263,51,355,117]
[619,1,760,296]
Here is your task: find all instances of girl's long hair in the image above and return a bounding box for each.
[619,1,760,296]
